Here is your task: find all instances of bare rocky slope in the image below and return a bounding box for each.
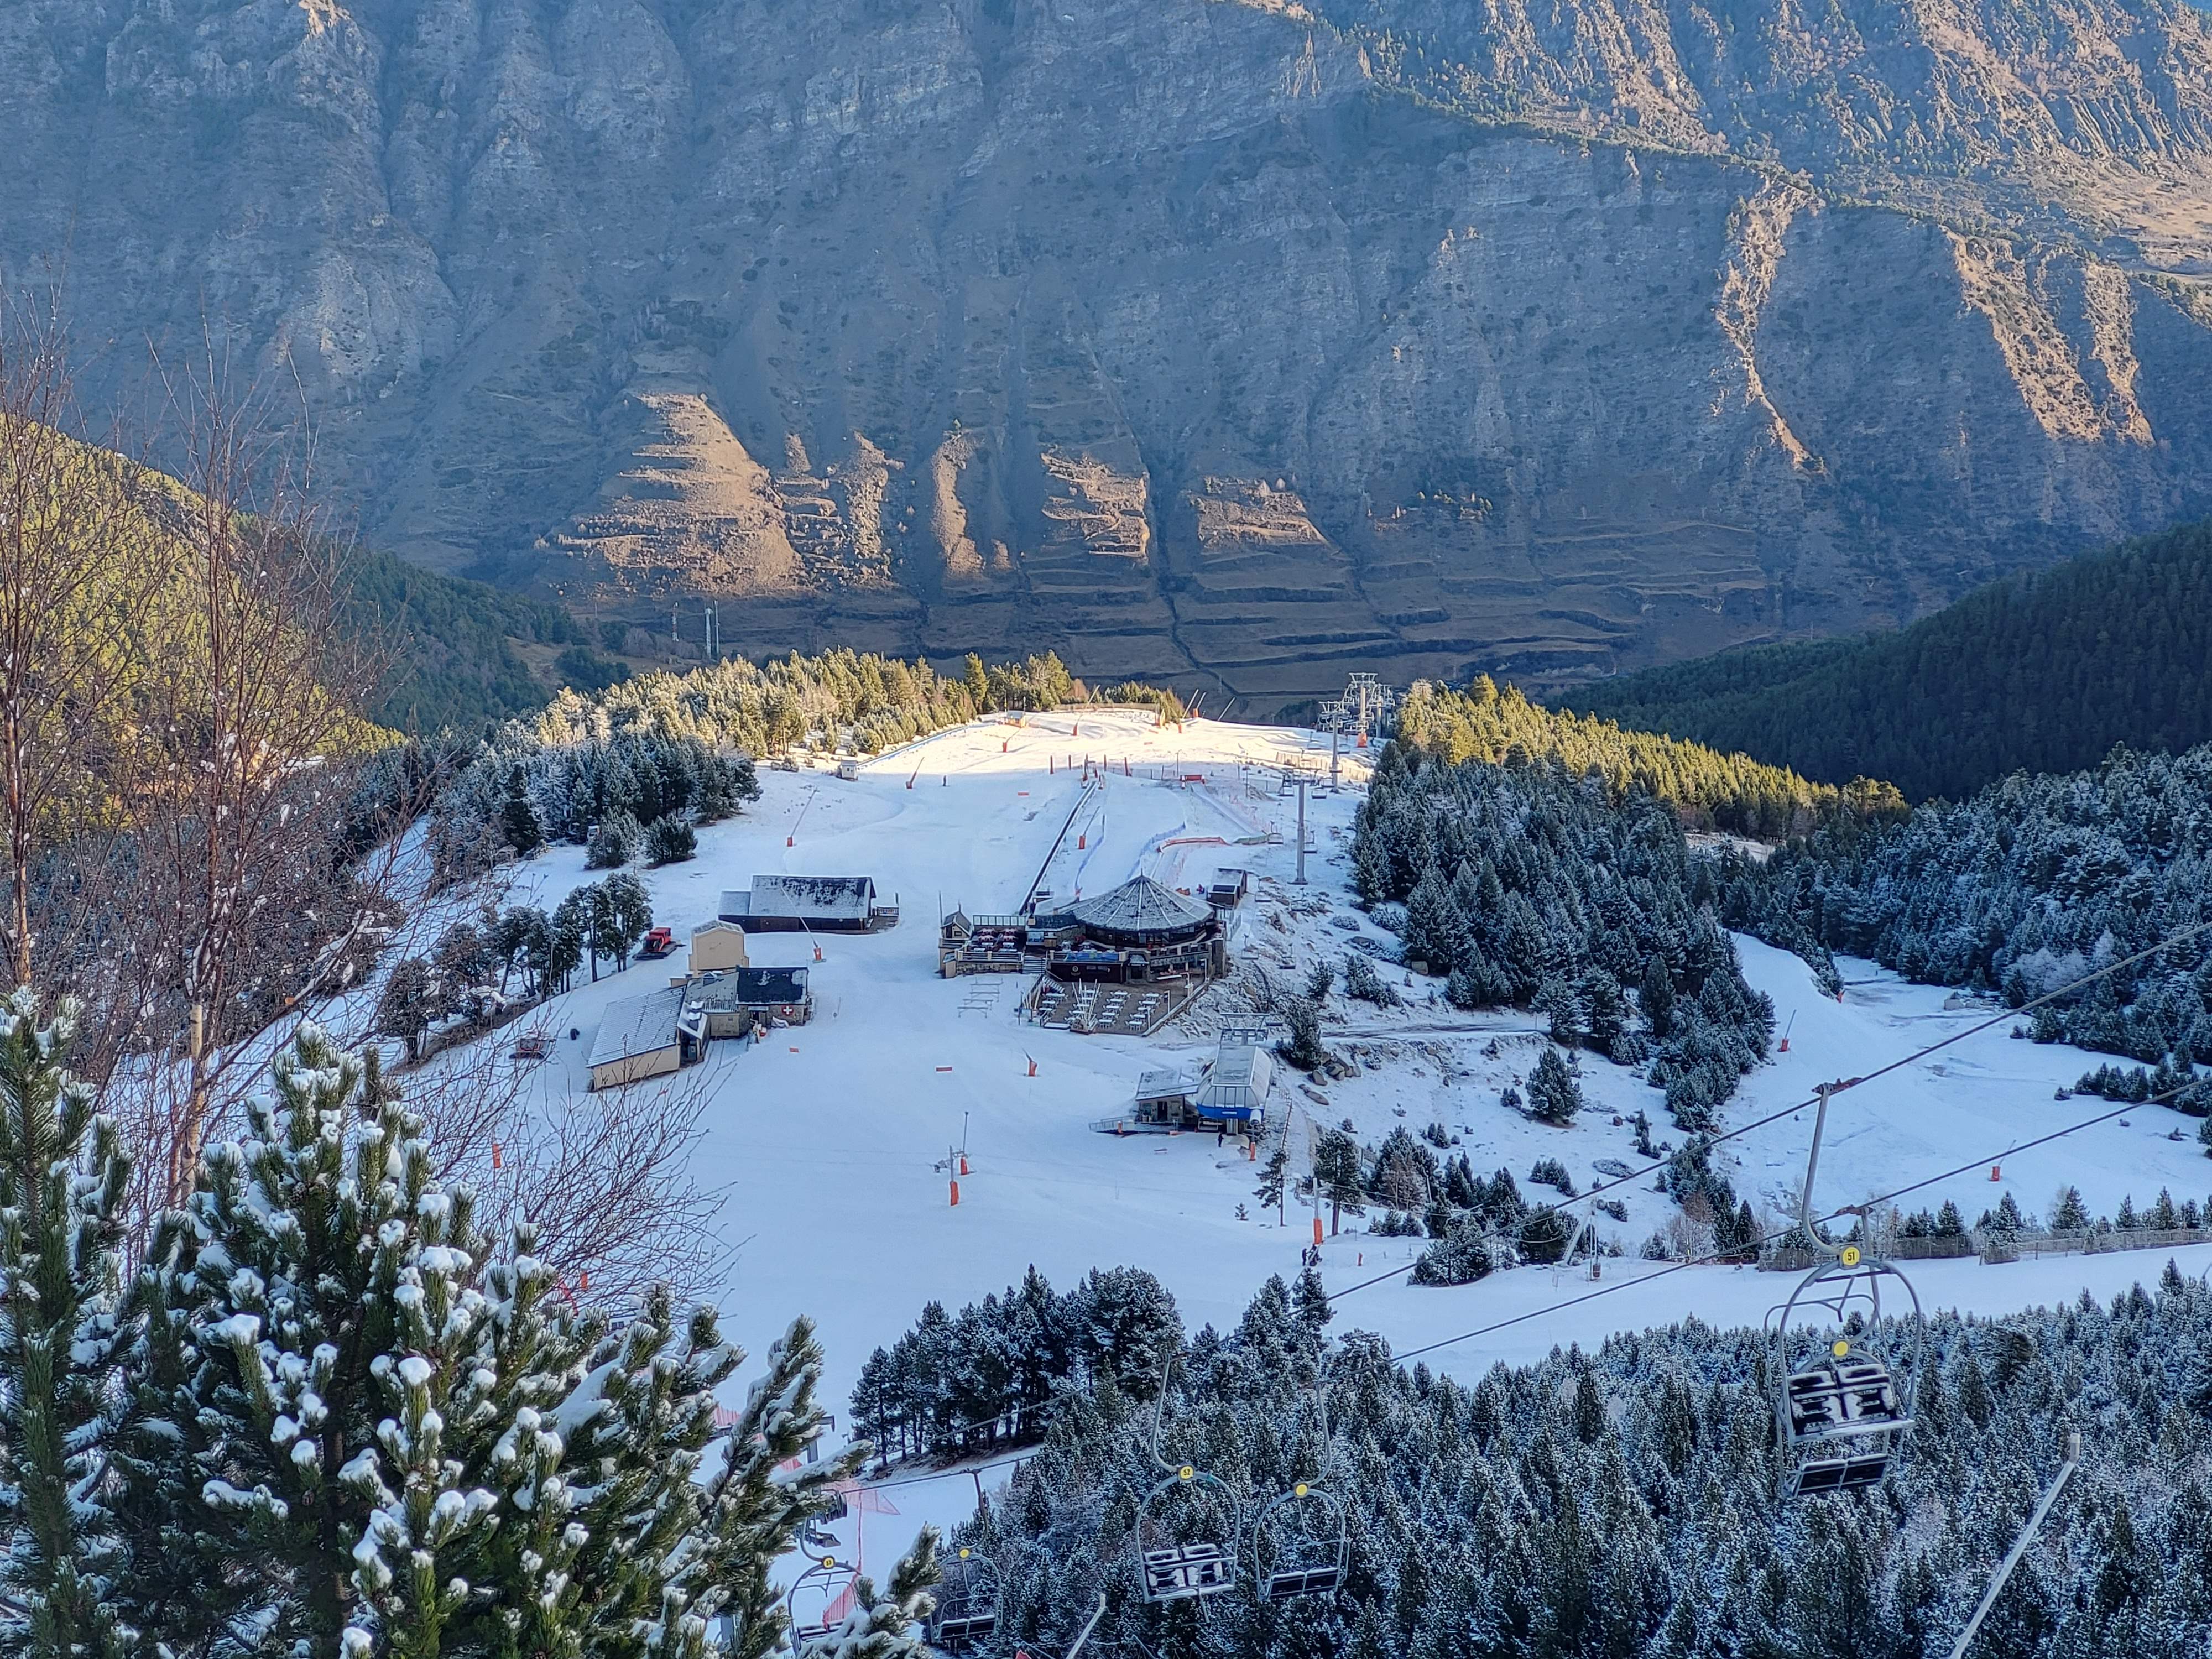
[8,0,2212,711]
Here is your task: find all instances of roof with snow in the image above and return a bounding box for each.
[1071,875,1213,942]
[1196,1037,1273,1120]
[721,875,877,924]
[587,987,688,1069]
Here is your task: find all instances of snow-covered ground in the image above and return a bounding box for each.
[461,709,2212,1568]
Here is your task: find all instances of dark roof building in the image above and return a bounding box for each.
[691,966,813,1032]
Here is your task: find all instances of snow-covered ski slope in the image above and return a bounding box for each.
[492,709,2211,1527]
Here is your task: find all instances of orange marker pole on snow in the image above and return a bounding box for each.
[1312,1217,1324,1247]
[959,1154,970,1176]
[950,1179,961,1207]
[1026,1056,1038,1077]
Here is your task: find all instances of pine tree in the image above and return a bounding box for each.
[601,872,655,969]
[1254,1145,1288,1223]
[121,1024,865,1658]
[1292,1266,1333,1336]
[1525,1047,1584,1126]
[1277,997,1326,1072]
[0,991,133,1659]
[645,815,698,867]
[376,956,445,1061]
[1639,958,1676,1040]
[500,765,545,857]
[2051,1186,2090,1232]
[1314,1130,1365,1236]
[587,810,642,870]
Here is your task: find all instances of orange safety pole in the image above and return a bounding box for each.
[1312,1217,1324,1246]
[950,1178,961,1207]
[492,1142,503,1169]
[959,1153,970,1176]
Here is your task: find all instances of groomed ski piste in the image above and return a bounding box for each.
[473,708,2212,1573]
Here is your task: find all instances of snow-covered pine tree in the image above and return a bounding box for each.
[794,1529,940,1659]
[122,1023,528,1654]
[689,1316,878,1659]
[123,1024,873,1659]
[0,990,133,1659]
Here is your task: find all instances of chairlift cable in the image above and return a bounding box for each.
[1325,915,2212,1307]
[1393,1089,2168,1364]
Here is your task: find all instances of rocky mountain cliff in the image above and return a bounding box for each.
[8,0,2212,709]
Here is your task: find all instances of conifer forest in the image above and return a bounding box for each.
[953,1270,2212,1659]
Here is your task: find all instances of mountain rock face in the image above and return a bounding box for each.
[8,0,2212,708]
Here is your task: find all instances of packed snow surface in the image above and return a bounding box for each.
[484,710,2211,1569]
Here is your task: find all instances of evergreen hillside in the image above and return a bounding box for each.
[1728,742,2212,1081]
[19,422,614,736]
[1396,678,1901,839]
[1557,519,2212,802]
[335,546,596,734]
[1353,742,1780,1130]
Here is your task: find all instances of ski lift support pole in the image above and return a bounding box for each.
[1063,1592,1108,1659]
[1946,1432,2081,1658]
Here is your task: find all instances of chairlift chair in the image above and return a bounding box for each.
[1767,1083,1926,1500]
[1770,1246,1923,1496]
[1138,1464,1242,1602]
[1251,1479,1349,1600]
[785,1552,858,1646]
[1134,1359,1243,1605]
[928,1546,1003,1651]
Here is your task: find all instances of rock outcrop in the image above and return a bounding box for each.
[6,0,2212,708]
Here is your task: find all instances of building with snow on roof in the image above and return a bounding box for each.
[1099,1029,1272,1138]
[719,875,899,932]
[587,986,702,1091]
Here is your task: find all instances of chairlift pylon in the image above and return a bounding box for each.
[1766,1084,1926,1499]
[929,1545,1004,1651]
[1135,1357,1243,1605]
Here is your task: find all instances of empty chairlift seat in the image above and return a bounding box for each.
[1142,1541,1234,1601]
[1783,1356,1908,1494]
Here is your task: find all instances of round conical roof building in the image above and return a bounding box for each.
[1071,875,1214,945]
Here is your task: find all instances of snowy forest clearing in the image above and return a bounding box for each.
[436,710,2212,1558]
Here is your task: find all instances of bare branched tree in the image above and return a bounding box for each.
[114,340,416,1204]
[7,296,726,1293]
[0,290,171,989]
[397,1025,727,1306]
